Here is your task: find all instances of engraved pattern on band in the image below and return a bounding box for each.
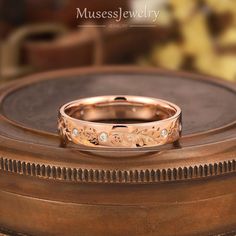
[58,96,182,148]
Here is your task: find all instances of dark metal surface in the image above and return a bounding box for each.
[2,71,236,135]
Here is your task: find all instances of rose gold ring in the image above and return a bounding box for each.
[58,95,182,148]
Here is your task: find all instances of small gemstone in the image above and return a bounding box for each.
[72,128,79,137]
[160,129,168,138]
[99,132,108,142]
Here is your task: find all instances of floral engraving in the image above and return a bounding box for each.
[58,116,181,147]
[58,116,72,141]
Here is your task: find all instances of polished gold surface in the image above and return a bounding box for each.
[58,95,182,148]
[0,67,236,236]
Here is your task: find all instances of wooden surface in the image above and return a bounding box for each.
[0,67,236,236]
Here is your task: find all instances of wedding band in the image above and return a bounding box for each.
[58,95,182,148]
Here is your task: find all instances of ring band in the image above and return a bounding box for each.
[58,95,182,148]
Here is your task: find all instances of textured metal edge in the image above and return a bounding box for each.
[1,157,236,183]
[0,226,29,236]
[212,231,236,236]
[0,227,235,236]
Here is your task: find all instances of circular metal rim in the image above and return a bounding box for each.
[0,66,235,184]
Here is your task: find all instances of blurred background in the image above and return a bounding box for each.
[0,0,236,82]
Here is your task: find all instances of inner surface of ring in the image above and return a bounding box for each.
[65,100,176,124]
